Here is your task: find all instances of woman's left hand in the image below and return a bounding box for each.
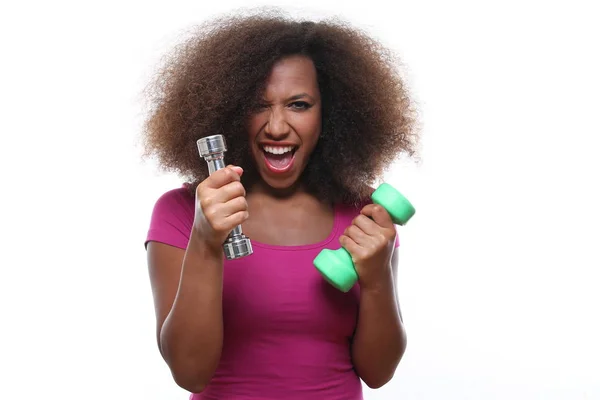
[339,204,397,290]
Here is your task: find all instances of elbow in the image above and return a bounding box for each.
[166,356,214,393]
[177,381,206,394]
[163,352,212,393]
[361,338,407,389]
[363,372,395,389]
[158,336,218,393]
[172,373,207,394]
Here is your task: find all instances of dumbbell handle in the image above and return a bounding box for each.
[202,150,246,241]
[197,135,253,260]
[204,152,226,175]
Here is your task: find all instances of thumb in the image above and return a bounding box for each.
[363,204,393,228]
[227,165,244,176]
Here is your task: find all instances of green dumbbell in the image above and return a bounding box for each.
[313,183,416,292]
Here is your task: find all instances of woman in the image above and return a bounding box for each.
[143,10,418,400]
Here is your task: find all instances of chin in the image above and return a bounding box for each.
[250,146,307,191]
[259,173,303,192]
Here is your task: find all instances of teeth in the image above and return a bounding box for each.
[263,145,294,155]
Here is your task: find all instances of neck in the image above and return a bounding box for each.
[248,180,308,200]
[246,180,333,219]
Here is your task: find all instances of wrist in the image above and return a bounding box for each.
[189,229,223,259]
[360,267,394,294]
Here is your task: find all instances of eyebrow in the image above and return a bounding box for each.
[286,93,314,102]
[259,93,316,104]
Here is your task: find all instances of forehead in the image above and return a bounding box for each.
[264,55,319,95]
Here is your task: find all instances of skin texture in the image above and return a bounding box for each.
[344,204,406,387]
[148,167,245,392]
[144,10,417,394]
[246,55,322,194]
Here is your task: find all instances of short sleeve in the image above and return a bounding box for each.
[145,187,195,250]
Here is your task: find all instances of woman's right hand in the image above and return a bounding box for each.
[193,165,249,253]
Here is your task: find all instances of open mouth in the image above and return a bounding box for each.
[261,145,298,172]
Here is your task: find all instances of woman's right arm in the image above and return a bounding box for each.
[146,166,247,393]
[147,233,224,393]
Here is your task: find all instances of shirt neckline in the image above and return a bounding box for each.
[249,203,341,251]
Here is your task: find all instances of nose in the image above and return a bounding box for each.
[264,107,290,138]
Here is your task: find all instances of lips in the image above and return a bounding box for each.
[260,143,298,173]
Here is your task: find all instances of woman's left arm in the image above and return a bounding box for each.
[339,204,407,388]
[351,247,406,388]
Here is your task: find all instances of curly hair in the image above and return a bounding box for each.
[142,9,418,206]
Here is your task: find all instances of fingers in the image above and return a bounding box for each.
[198,165,246,208]
[202,196,249,231]
[211,209,249,232]
[351,214,379,236]
[193,165,248,242]
[203,165,243,189]
[343,224,370,246]
[360,204,394,229]
[228,165,243,176]
[220,196,249,218]
[344,204,396,246]
[199,181,246,211]
[218,180,246,203]
[339,234,362,261]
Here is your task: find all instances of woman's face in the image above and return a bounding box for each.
[247,55,322,191]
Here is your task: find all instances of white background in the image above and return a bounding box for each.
[1,0,599,399]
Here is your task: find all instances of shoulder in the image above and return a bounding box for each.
[336,192,374,218]
[334,197,372,230]
[145,185,195,250]
[153,185,195,212]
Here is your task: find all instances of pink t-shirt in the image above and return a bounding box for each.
[145,186,400,400]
